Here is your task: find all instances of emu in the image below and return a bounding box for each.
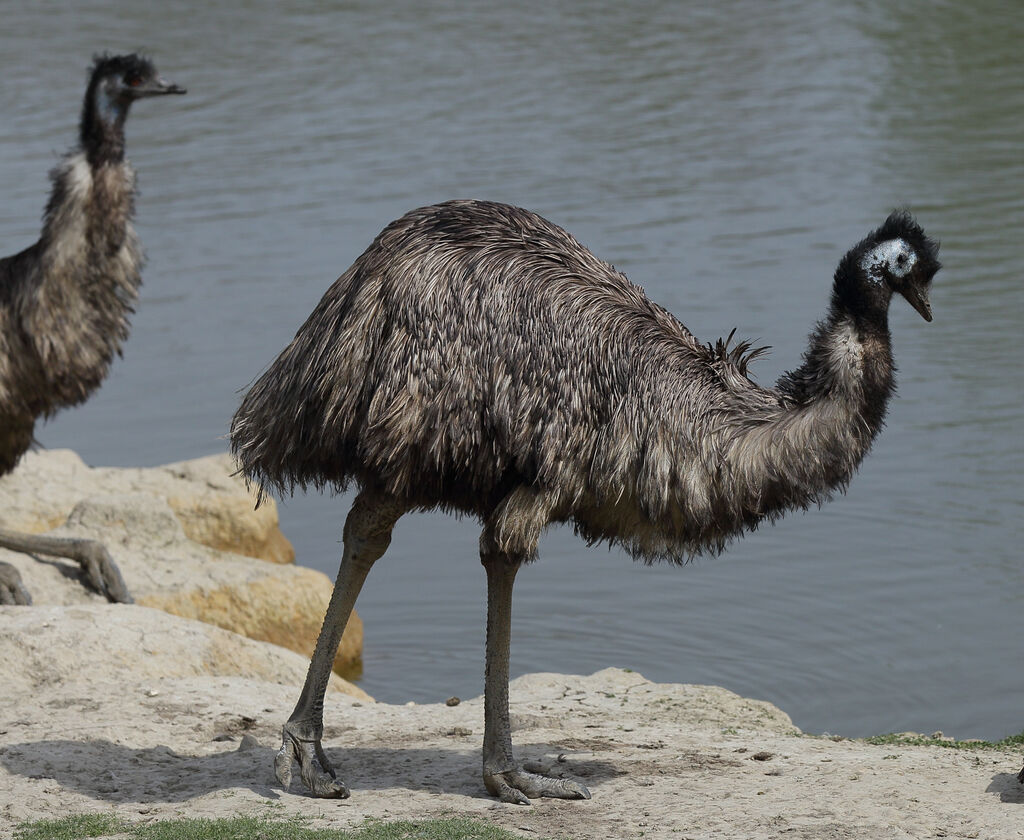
[0,54,185,606]
[230,200,940,804]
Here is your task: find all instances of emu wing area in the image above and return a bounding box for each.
[232,201,770,523]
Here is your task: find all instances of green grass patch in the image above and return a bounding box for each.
[14,815,544,840]
[863,730,1024,751]
[13,813,126,840]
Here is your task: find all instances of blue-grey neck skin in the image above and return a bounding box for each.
[80,78,130,167]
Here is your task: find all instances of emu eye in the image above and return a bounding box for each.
[127,75,142,87]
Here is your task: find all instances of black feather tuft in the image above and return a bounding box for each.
[707,328,771,375]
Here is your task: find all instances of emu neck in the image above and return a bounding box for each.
[720,305,895,526]
[777,303,895,436]
[80,86,129,167]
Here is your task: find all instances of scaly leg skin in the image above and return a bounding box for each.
[275,719,348,798]
[275,489,405,797]
[484,766,592,806]
[0,527,131,604]
[481,538,591,805]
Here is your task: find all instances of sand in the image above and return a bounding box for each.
[1,606,1021,840]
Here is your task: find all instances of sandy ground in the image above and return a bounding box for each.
[1,622,1021,840]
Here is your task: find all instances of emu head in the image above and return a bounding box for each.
[838,211,942,323]
[83,54,185,126]
[79,54,185,165]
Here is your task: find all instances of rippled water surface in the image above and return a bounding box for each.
[2,1,1021,739]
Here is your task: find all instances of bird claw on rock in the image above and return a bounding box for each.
[275,723,349,798]
[76,540,133,604]
[484,766,591,805]
[0,562,32,605]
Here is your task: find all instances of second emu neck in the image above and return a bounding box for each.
[80,85,129,167]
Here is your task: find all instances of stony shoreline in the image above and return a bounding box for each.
[1,638,1021,839]
[1,452,1021,838]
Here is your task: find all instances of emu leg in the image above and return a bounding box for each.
[276,489,404,798]
[0,527,131,604]
[480,547,591,805]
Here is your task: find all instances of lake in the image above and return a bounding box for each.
[1,0,1021,740]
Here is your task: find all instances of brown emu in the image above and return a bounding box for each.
[0,55,185,605]
[230,200,940,804]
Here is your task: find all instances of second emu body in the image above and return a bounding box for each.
[231,200,940,803]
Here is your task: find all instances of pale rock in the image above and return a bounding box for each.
[0,603,368,699]
[0,450,361,675]
[0,449,293,564]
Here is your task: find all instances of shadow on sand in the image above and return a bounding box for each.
[0,737,623,804]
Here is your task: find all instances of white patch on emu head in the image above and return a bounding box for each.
[859,238,917,284]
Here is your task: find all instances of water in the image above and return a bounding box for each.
[2,0,1021,740]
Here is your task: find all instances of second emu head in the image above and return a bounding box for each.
[80,53,186,163]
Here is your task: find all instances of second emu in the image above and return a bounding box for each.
[0,55,185,605]
[231,200,940,804]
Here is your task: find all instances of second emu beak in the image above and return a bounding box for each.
[139,77,187,97]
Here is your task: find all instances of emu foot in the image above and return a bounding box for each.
[275,722,349,798]
[483,765,591,805]
[74,539,132,604]
[0,562,31,605]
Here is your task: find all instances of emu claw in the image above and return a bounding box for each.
[275,724,349,798]
[484,767,591,805]
[77,540,132,604]
[0,562,31,605]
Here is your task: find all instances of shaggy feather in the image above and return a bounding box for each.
[231,202,940,562]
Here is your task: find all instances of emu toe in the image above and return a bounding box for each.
[75,540,133,604]
[484,766,591,805]
[0,561,31,605]
[276,724,349,798]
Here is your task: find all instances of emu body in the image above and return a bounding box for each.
[231,200,940,803]
[0,55,185,605]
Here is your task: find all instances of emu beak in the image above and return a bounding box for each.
[138,77,187,97]
[901,285,933,322]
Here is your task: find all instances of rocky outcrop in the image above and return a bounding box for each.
[0,603,367,699]
[1,449,293,564]
[0,450,361,675]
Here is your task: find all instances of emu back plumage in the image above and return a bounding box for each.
[232,200,892,560]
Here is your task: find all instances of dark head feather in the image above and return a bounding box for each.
[88,52,156,84]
